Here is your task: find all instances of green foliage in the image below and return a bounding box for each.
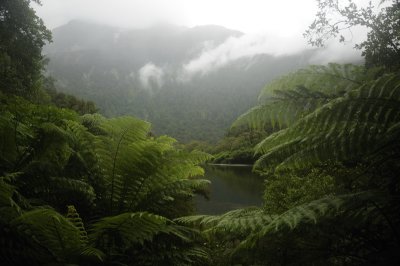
[179,64,400,265]
[90,212,171,248]
[305,0,400,70]
[263,168,337,214]
[233,63,377,131]
[11,208,85,262]
[1,2,212,264]
[254,73,400,173]
[360,1,400,70]
[257,63,372,101]
[0,0,52,97]
[66,205,89,245]
[43,76,98,114]
[176,207,274,237]
[2,0,399,262]
[176,207,275,266]
[90,116,212,216]
[179,190,396,237]
[236,191,400,265]
[209,127,268,164]
[0,93,211,265]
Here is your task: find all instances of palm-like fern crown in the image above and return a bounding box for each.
[89,116,211,215]
[231,64,399,173]
[0,93,211,265]
[233,63,380,130]
[254,73,400,173]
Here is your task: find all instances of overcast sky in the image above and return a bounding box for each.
[34,0,318,35]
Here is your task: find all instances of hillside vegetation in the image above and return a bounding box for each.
[44,21,318,142]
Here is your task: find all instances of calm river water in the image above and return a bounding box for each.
[195,164,264,215]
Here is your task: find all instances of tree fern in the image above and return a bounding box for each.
[89,212,171,249]
[250,191,391,238]
[215,66,400,265]
[63,120,98,177]
[65,205,106,263]
[10,208,85,264]
[233,64,379,132]
[176,207,275,236]
[233,86,336,130]
[23,176,96,209]
[254,74,400,172]
[135,179,211,212]
[90,116,211,215]
[258,63,378,102]
[234,191,400,264]
[177,191,399,265]
[1,94,212,265]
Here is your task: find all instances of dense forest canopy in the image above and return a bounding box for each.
[1,0,400,265]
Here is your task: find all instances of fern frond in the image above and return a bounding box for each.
[233,86,333,130]
[21,176,96,209]
[254,74,400,172]
[66,205,88,244]
[141,245,210,266]
[232,64,372,131]
[176,207,274,236]
[64,120,97,174]
[10,208,85,263]
[258,63,373,102]
[135,179,211,212]
[0,112,34,173]
[0,113,18,170]
[99,116,150,143]
[34,122,74,169]
[0,177,22,223]
[241,191,396,248]
[93,117,210,214]
[79,246,105,263]
[89,212,171,249]
[0,177,17,208]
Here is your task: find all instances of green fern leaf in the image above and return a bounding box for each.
[254,74,400,172]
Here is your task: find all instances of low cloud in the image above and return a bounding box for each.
[180,31,365,80]
[310,42,363,64]
[138,63,164,89]
[181,33,308,78]
[309,26,367,64]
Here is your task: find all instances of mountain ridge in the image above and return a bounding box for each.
[44,21,321,142]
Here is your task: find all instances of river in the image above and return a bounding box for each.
[195,164,264,215]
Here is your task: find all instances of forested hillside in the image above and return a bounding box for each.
[44,21,317,142]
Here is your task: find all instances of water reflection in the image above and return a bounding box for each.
[195,164,264,215]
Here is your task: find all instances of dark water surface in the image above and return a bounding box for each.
[195,164,264,215]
